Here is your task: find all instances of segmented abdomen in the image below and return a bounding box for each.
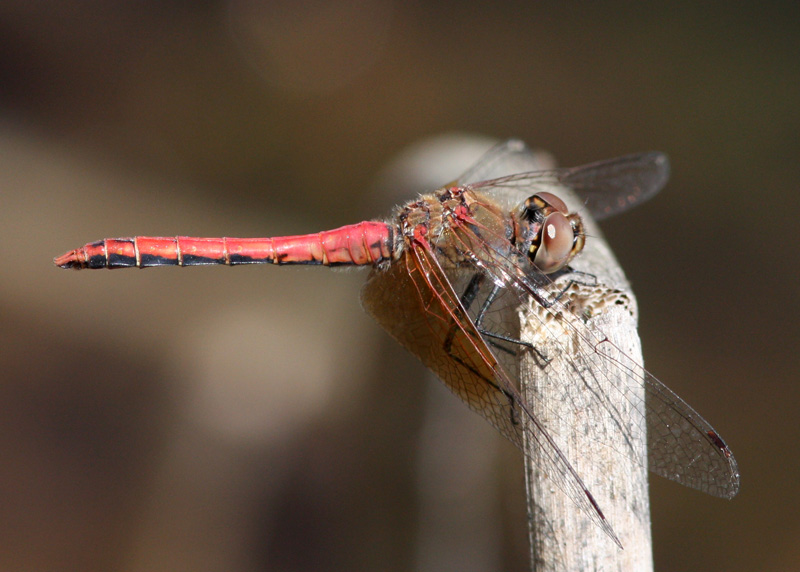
[54,222,395,269]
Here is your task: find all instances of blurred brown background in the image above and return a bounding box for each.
[1,1,798,571]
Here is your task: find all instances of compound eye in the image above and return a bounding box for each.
[535,192,569,214]
[533,212,574,273]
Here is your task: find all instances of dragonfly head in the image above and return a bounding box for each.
[518,192,585,274]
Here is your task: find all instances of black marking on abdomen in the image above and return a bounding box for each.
[139,254,177,267]
[105,253,136,268]
[182,254,224,266]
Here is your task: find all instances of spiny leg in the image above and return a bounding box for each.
[440,272,554,427]
[439,272,523,423]
[472,281,559,368]
[444,273,528,356]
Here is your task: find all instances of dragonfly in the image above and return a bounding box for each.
[54,139,739,546]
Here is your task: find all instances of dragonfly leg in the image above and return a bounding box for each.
[472,280,500,328]
[441,272,484,353]
[440,273,522,423]
[454,274,552,365]
[476,282,555,368]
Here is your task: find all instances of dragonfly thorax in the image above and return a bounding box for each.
[516,192,585,274]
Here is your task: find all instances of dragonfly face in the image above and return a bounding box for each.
[517,191,586,274]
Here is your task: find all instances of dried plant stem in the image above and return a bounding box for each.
[520,200,653,571]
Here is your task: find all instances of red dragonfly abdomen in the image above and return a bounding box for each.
[55,221,395,269]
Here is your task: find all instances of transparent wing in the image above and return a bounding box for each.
[453,139,553,186]
[361,239,622,546]
[439,200,740,499]
[455,140,669,220]
[361,146,735,544]
[559,151,669,220]
[644,368,740,497]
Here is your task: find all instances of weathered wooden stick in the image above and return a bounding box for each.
[521,186,652,571]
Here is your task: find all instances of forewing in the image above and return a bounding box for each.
[559,152,670,220]
[466,148,670,220]
[361,240,622,545]
[644,369,740,498]
[453,139,554,186]
[456,215,740,499]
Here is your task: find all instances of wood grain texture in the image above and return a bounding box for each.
[521,187,652,571]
